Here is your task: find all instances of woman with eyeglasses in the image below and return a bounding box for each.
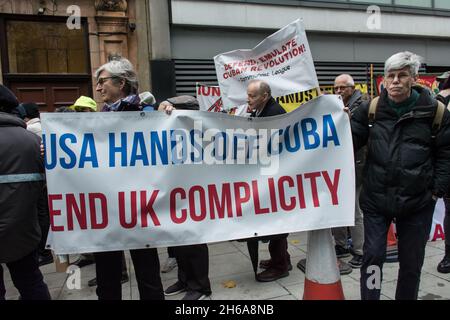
[92,57,164,300]
[95,58,142,112]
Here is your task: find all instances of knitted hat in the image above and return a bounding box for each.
[20,102,40,119]
[0,84,19,113]
[70,96,97,112]
[139,91,156,105]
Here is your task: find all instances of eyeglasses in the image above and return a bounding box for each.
[96,77,115,86]
[333,85,353,91]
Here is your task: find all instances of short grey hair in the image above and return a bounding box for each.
[384,51,423,77]
[248,79,271,96]
[95,57,139,95]
[334,74,355,86]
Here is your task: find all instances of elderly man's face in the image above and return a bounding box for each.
[334,79,355,105]
[384,67,416,103]
[247,83,268,112]
[95,71,124,104]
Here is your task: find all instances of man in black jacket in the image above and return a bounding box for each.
[351,52,450,300]
[436,75,450,274]
[332,74,366,269]
[0,85,51,300]
[246,80,291,282]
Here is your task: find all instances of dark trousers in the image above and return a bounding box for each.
[360,200,435,300]
[94,249,164,300]
[175,244,211,295]
[37,186,50,255]
[0,250,51,300]
[167,247,176,259]
[268,233,290,272]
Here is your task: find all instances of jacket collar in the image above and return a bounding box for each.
[0,112,27,128]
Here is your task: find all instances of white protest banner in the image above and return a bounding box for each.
[197,83,251,116]
[429,198,446,241]
[42,95,354,254]
[196,83,223,112]
[214,19,319,109]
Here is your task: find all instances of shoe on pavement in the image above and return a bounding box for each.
[181,290,208,300]
[348,254,363,269]
[164,281,187,296]
[161,257,177,273]
[338,259,352,275]
[88,277,97,287]
[437,256,450,274]
[296,258,352,275]
[71,257,95,268]
[335,245,351,258]
[38,252,54,267]
[256,267,289,282]
[259,259,293,271]
[121,273,129,284]
[296,259,306,273]
[87,273,129,287]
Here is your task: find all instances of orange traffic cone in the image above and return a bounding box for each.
[386,223,398,263]
[303,229,345,300]
[387,223,397,246]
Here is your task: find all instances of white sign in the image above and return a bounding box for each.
[214,19,319,109]
[430,199,446,241]
[196,83,223,112]
[42,95,354,254]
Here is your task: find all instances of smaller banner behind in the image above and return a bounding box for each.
[197,83,368,114]
[214,19,319,109]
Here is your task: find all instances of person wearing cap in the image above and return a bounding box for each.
[139,91,156,111]
[70,96,97,112]
[16,103,42,138]
[437,71,450,91]
[0,84,51,300]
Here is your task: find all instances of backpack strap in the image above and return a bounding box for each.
[431,101,446,138]
[368,96,379,128]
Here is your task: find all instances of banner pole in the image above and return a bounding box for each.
[370,64,374,100]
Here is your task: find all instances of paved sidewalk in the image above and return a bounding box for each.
[3,232,450,300]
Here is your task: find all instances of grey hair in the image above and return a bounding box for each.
[384,51,423,76]
[248,79,271,96]
[95,57,139,95]
[335,74,355,86]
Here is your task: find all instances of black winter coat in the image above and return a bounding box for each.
[347,90,367,187]
[251,97,286,118]
[0,112,44,263]
[351,87,450,218]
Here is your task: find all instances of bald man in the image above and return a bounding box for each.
[246,80,286,117]
[334,74,364,110]
[332,74,366,269]
[245,80,291,282]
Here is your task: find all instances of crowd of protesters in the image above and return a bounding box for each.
[1,51,450,301]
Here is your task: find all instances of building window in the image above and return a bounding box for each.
[394,0,432,8]
[6,20,88,74]
[435,0,450,9]
[349,0,392,4]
